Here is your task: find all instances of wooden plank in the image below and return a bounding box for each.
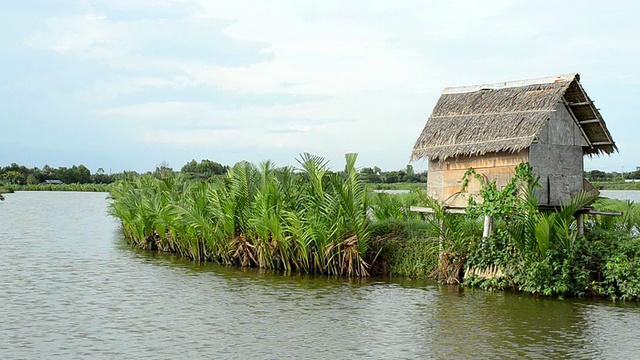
[579,119,600,124]
[409,206,466,214]
[591,141,614,146]
[410,206,435,213]
[587,210,623,216]
[569,102,590,106]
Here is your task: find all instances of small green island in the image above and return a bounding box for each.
[102,154,640,301]
[2,160,639,301]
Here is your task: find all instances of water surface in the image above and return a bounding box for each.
[600,189,640,202]
[1,191,640,359]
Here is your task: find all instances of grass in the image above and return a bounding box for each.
[368,219,439,277]
[595,182,640,190]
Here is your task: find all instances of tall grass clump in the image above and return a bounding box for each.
[110,153,373,276]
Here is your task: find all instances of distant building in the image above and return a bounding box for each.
[411,73,617,208]
[42,180,63,185]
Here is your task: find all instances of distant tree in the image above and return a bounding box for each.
[585,170,613,182]
[26,174,39,185]
[93,167,116,184]
[119,171,140,181]
[181,159,198,174]
[29,167,46,183]
[1,171,25,185]
[74,165,92,183]
[358,167,382,183]
[404,165,419,182]
[155,161,174,179]
[198,159,225,176]
[360,167,375,175]
[54,167,70,183]
[181,159,226,179]
[627,169,640,180]
[406,165,414,177]
[383,171,400,183]
[417,170,428,183]
[43,164,54,178]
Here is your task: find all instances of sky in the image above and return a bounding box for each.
[1,0,639,174]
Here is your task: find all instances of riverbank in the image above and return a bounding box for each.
[3,183,111,192]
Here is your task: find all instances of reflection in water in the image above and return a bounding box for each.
[427,289,592,358]
[1,191,640,358]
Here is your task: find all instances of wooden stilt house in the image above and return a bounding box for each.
[411,74,617,208]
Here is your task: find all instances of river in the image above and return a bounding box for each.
[600,190,640,202]
[2,191,640,359]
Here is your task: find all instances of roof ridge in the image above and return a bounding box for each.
[431,109,555,119]
[442,73,578,95]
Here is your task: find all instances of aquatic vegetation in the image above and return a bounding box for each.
[110,156,640,299]
[111,153,373,276]
[376,163,640,300]
[457,164,640,300]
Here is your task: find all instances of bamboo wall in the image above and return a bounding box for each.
[427,103,589,207]
[427,150,528,208]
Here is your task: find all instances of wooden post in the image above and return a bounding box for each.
[575,213,584,237]
[482,215,493,238]
[438,216,444,260]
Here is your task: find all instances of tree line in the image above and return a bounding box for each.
[0,160,231,186]
[6,158,632,187]
[585,168,640,182]
[0,163,104,185]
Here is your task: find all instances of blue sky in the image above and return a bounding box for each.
[1,1,638,173]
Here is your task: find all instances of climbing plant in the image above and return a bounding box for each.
[461,162,538,219]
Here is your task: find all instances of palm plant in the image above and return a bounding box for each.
[109,153,379,277]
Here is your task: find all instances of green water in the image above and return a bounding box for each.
[1,191,639,359]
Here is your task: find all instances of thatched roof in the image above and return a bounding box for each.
[411,73,617,162]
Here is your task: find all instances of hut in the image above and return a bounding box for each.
[411,73,617,208]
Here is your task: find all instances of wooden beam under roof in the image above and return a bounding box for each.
[575,81,615,146]
[591,141,615,146]
[563,99,593,149]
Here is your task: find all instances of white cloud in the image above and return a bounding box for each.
[141,128,307,151]
[6,0,640,171]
